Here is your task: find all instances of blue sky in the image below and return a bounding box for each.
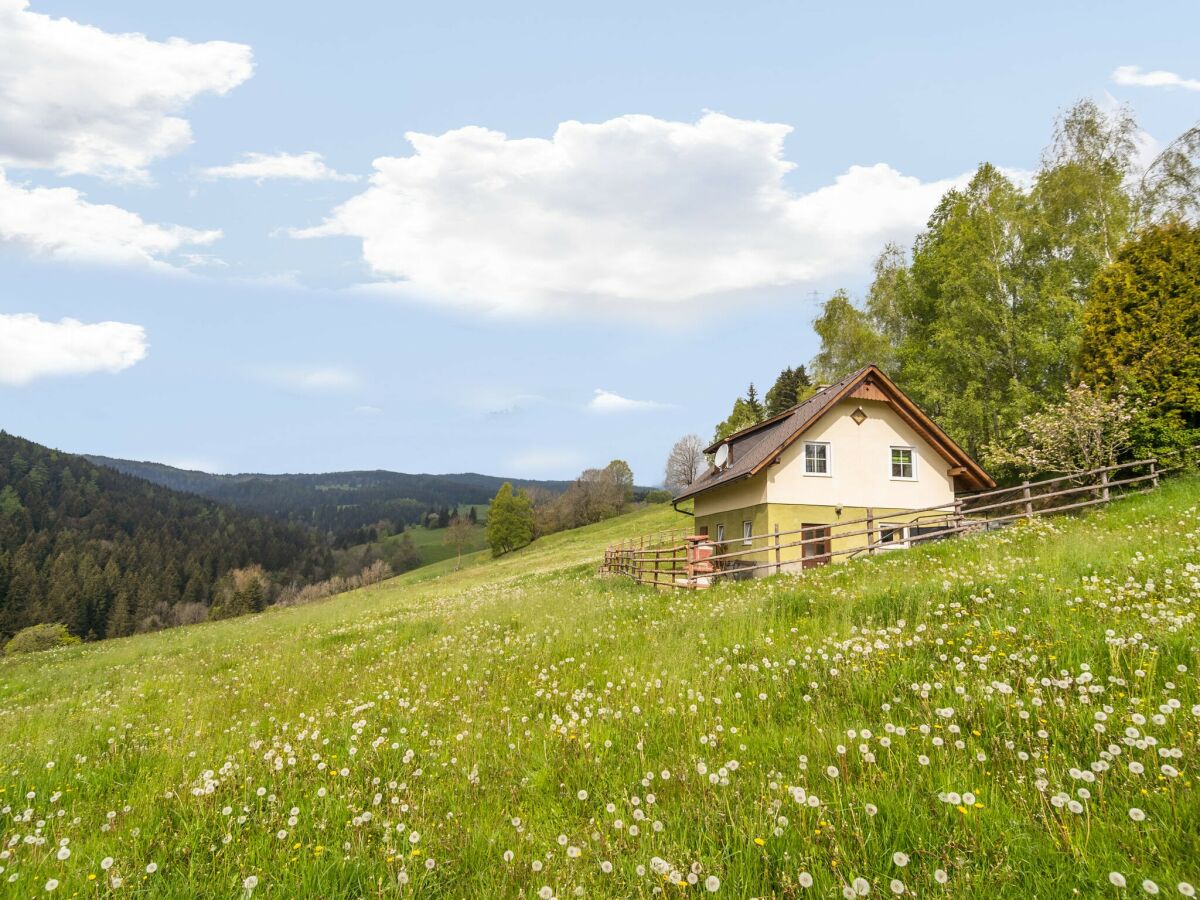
[1,0,1197,483]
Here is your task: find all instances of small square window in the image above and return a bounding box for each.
[879,524,908,549]
[804,442,829,475]
[891,447,915,479]
[743,521,753,545]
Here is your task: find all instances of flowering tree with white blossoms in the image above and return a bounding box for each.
[983,384,1139,479]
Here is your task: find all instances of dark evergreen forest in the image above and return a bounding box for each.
[0,433,332,641]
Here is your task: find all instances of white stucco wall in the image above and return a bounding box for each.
[764,398,955,509]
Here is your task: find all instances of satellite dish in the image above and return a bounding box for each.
[714,443,731,469]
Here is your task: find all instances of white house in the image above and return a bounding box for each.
[673,365,994,570]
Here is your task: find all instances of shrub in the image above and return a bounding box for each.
[4,623,80,656]
[982,384,1137,480]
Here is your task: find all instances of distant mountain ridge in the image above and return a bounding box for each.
[84,456,574,539]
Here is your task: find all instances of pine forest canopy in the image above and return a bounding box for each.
[0,432,332,642]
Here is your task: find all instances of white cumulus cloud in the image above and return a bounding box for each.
[200,151,357,183]
[0,313,148,385]
[1112,65,1200,92]
[293,113,966,315]
[588,389,668,413]
[0,169,221,268]
[0,0,253,180]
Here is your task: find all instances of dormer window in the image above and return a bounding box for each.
[803,441,830,476]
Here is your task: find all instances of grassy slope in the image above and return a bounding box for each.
[333,522,490,576]
[1,485,1198,897]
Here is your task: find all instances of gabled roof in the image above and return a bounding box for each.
[675,365,993,502]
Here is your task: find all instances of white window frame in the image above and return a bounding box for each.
[803,441,831,477]
[743,521,753,546]
[877,522,910,550]
[889,445,917,481]
[715,523,725,544]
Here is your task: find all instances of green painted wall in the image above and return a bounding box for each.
[695,502,950,574]
[694,502,772,569]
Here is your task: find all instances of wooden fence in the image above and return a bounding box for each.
[601,446,1200,589]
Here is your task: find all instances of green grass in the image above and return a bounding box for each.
[1,483,1198,897]
[390,522,487,567]
[338,502,680,578]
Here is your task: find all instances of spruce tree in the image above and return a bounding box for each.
[745,384,765,422]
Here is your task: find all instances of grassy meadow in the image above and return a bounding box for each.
[1,482,1198,897]
[334,522,490,577]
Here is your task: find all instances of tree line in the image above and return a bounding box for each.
[85,456,564,547]
[667,100,1199,489]
[485,460,640,556]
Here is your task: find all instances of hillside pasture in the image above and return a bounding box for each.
[0,482,1197,897]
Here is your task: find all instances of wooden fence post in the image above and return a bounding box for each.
[954,498,964,533]
[1022,481,1033,519]
[1100,468,1110,503]
[774,524,782,575]
[1150,459,1159,489]
[866,507,875,555]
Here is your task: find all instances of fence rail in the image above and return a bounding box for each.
[601,445,1200,589]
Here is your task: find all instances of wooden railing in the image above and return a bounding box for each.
[601,445,1200,589]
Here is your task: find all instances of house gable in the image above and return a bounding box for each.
[766,397,956,509]
[677,365,992,506]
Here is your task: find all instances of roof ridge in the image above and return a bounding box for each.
[702,367,870,454]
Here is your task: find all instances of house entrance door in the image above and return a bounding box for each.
[801,524,831,568]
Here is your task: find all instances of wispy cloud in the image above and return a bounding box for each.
[507,448,584,476]
[352,404,382,415]
[588,388,668,413]
[1112,65,1200,92]
[460,389,547,416]
[262,366,359,392]
[200,151,357,183]
[0,313,148,385]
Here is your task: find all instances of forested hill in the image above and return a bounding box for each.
[1,433,331,641]
[84,455,572,539]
